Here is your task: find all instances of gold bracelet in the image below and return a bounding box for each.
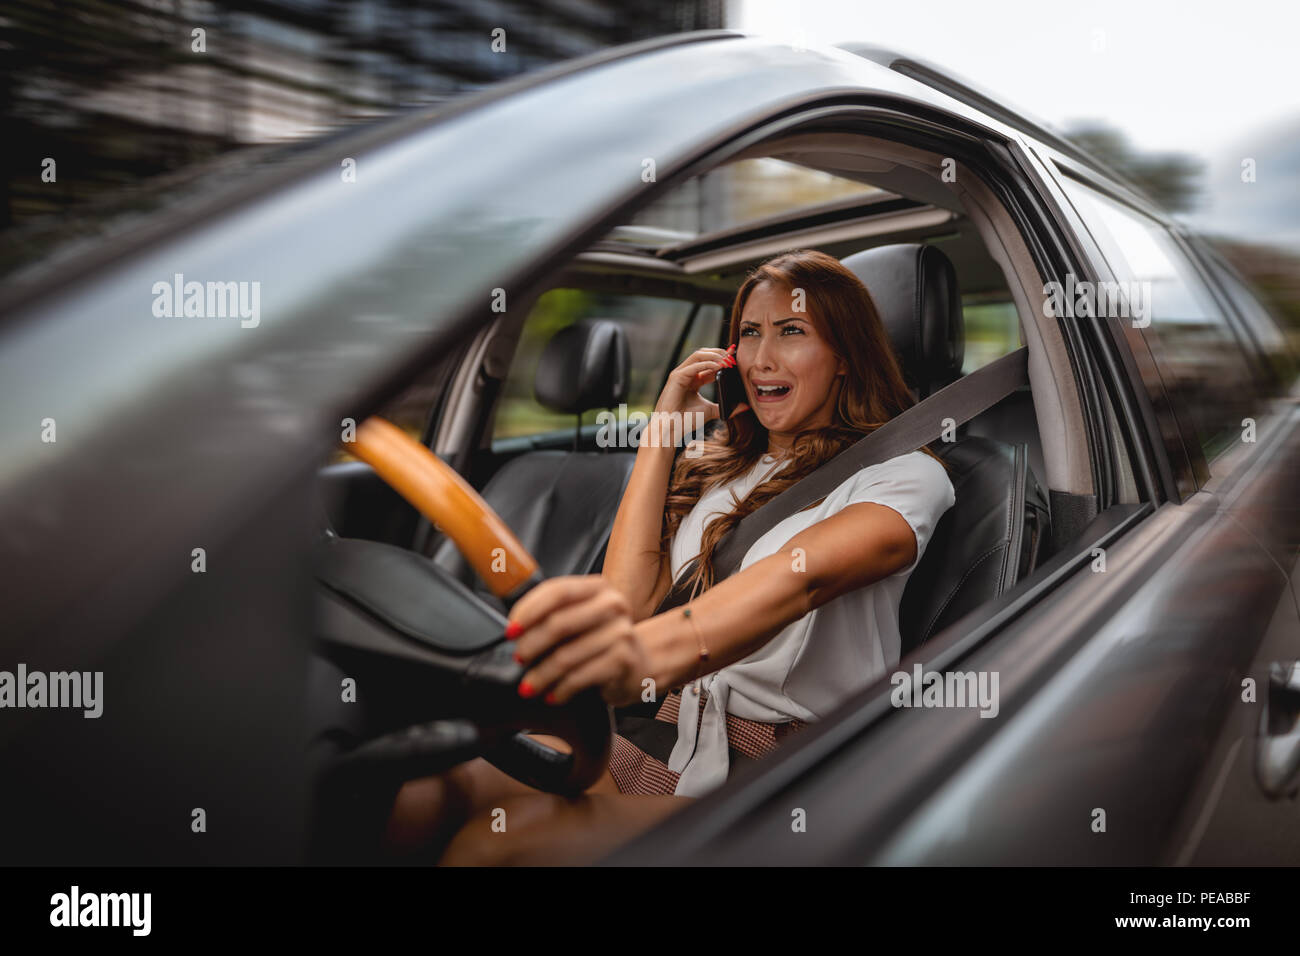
[682,605,710,693]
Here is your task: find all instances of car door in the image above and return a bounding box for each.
[1161,233,1300,862]
[599,137,1300,865]
[986,162,1300,864]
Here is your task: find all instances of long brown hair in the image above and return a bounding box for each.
[662,248,945,595]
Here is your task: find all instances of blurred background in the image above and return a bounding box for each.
[3,0,1297,437]
[0,0,726,277]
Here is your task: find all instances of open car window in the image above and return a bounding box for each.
[490,289,719,446]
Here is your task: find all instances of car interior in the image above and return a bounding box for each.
[309,126,1142,857]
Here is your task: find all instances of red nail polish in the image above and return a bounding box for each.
[505,620,523,640]
[513,652,523,664]
[518,680,535,698]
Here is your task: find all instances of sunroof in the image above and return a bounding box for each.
[629,157,886,239]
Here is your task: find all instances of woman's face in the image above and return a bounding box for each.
[736,281,847,449]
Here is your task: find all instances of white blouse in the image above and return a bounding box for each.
[665,449,957,797]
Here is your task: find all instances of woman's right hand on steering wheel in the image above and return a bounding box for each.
[655,346,729,423]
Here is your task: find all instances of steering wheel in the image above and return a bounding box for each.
[312,417,613,801]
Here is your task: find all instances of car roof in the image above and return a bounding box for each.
[838,45,1111,176]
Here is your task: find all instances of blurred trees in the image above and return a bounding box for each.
[1062,121,1204,214]
[1063,120,1298,360]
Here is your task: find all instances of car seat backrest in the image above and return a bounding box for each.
[534,318,630,413]
[840,243,965,399]
[840,244,1046,653]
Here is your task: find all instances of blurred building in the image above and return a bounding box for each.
[1,0,727,240]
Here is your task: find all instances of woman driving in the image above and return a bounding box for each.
[384,248,956,865]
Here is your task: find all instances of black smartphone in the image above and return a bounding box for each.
[715,357,747,422]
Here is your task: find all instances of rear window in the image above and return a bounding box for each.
[1200,254,1298,394]
[491,289,722,445]
[961,298,1021,374]
[1059,179,1261,469]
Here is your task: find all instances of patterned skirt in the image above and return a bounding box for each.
[609,686,808,795]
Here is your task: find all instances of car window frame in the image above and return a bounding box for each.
[1001,143,1172,507]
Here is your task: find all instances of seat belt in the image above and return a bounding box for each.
[655,346,1030,613]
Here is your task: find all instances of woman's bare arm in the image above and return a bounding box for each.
[601,346,731,620]
[515,500,919,705]
[634,501,917,689]
[600,424,677,620]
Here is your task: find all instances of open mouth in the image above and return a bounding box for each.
[753,383,792,402]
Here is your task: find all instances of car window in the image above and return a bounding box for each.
[629,157,884,236]
[491,289,699,444]
[1200,254,1298,394]
[961,297,1021,374]
[1058,179,1260,471]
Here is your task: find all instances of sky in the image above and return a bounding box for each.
[733,0,1300,244]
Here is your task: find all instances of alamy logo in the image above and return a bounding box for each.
[1042,275,1151,328]
[889,663,999,718]
[152,273,261,328]
[0,664,102,718]
[50,886,151,936]
[595,407,707,457]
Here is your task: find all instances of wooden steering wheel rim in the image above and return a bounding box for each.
[345,417,539,598]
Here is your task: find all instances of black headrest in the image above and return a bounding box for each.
[534,318,630,414]
[839,244,965,398]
